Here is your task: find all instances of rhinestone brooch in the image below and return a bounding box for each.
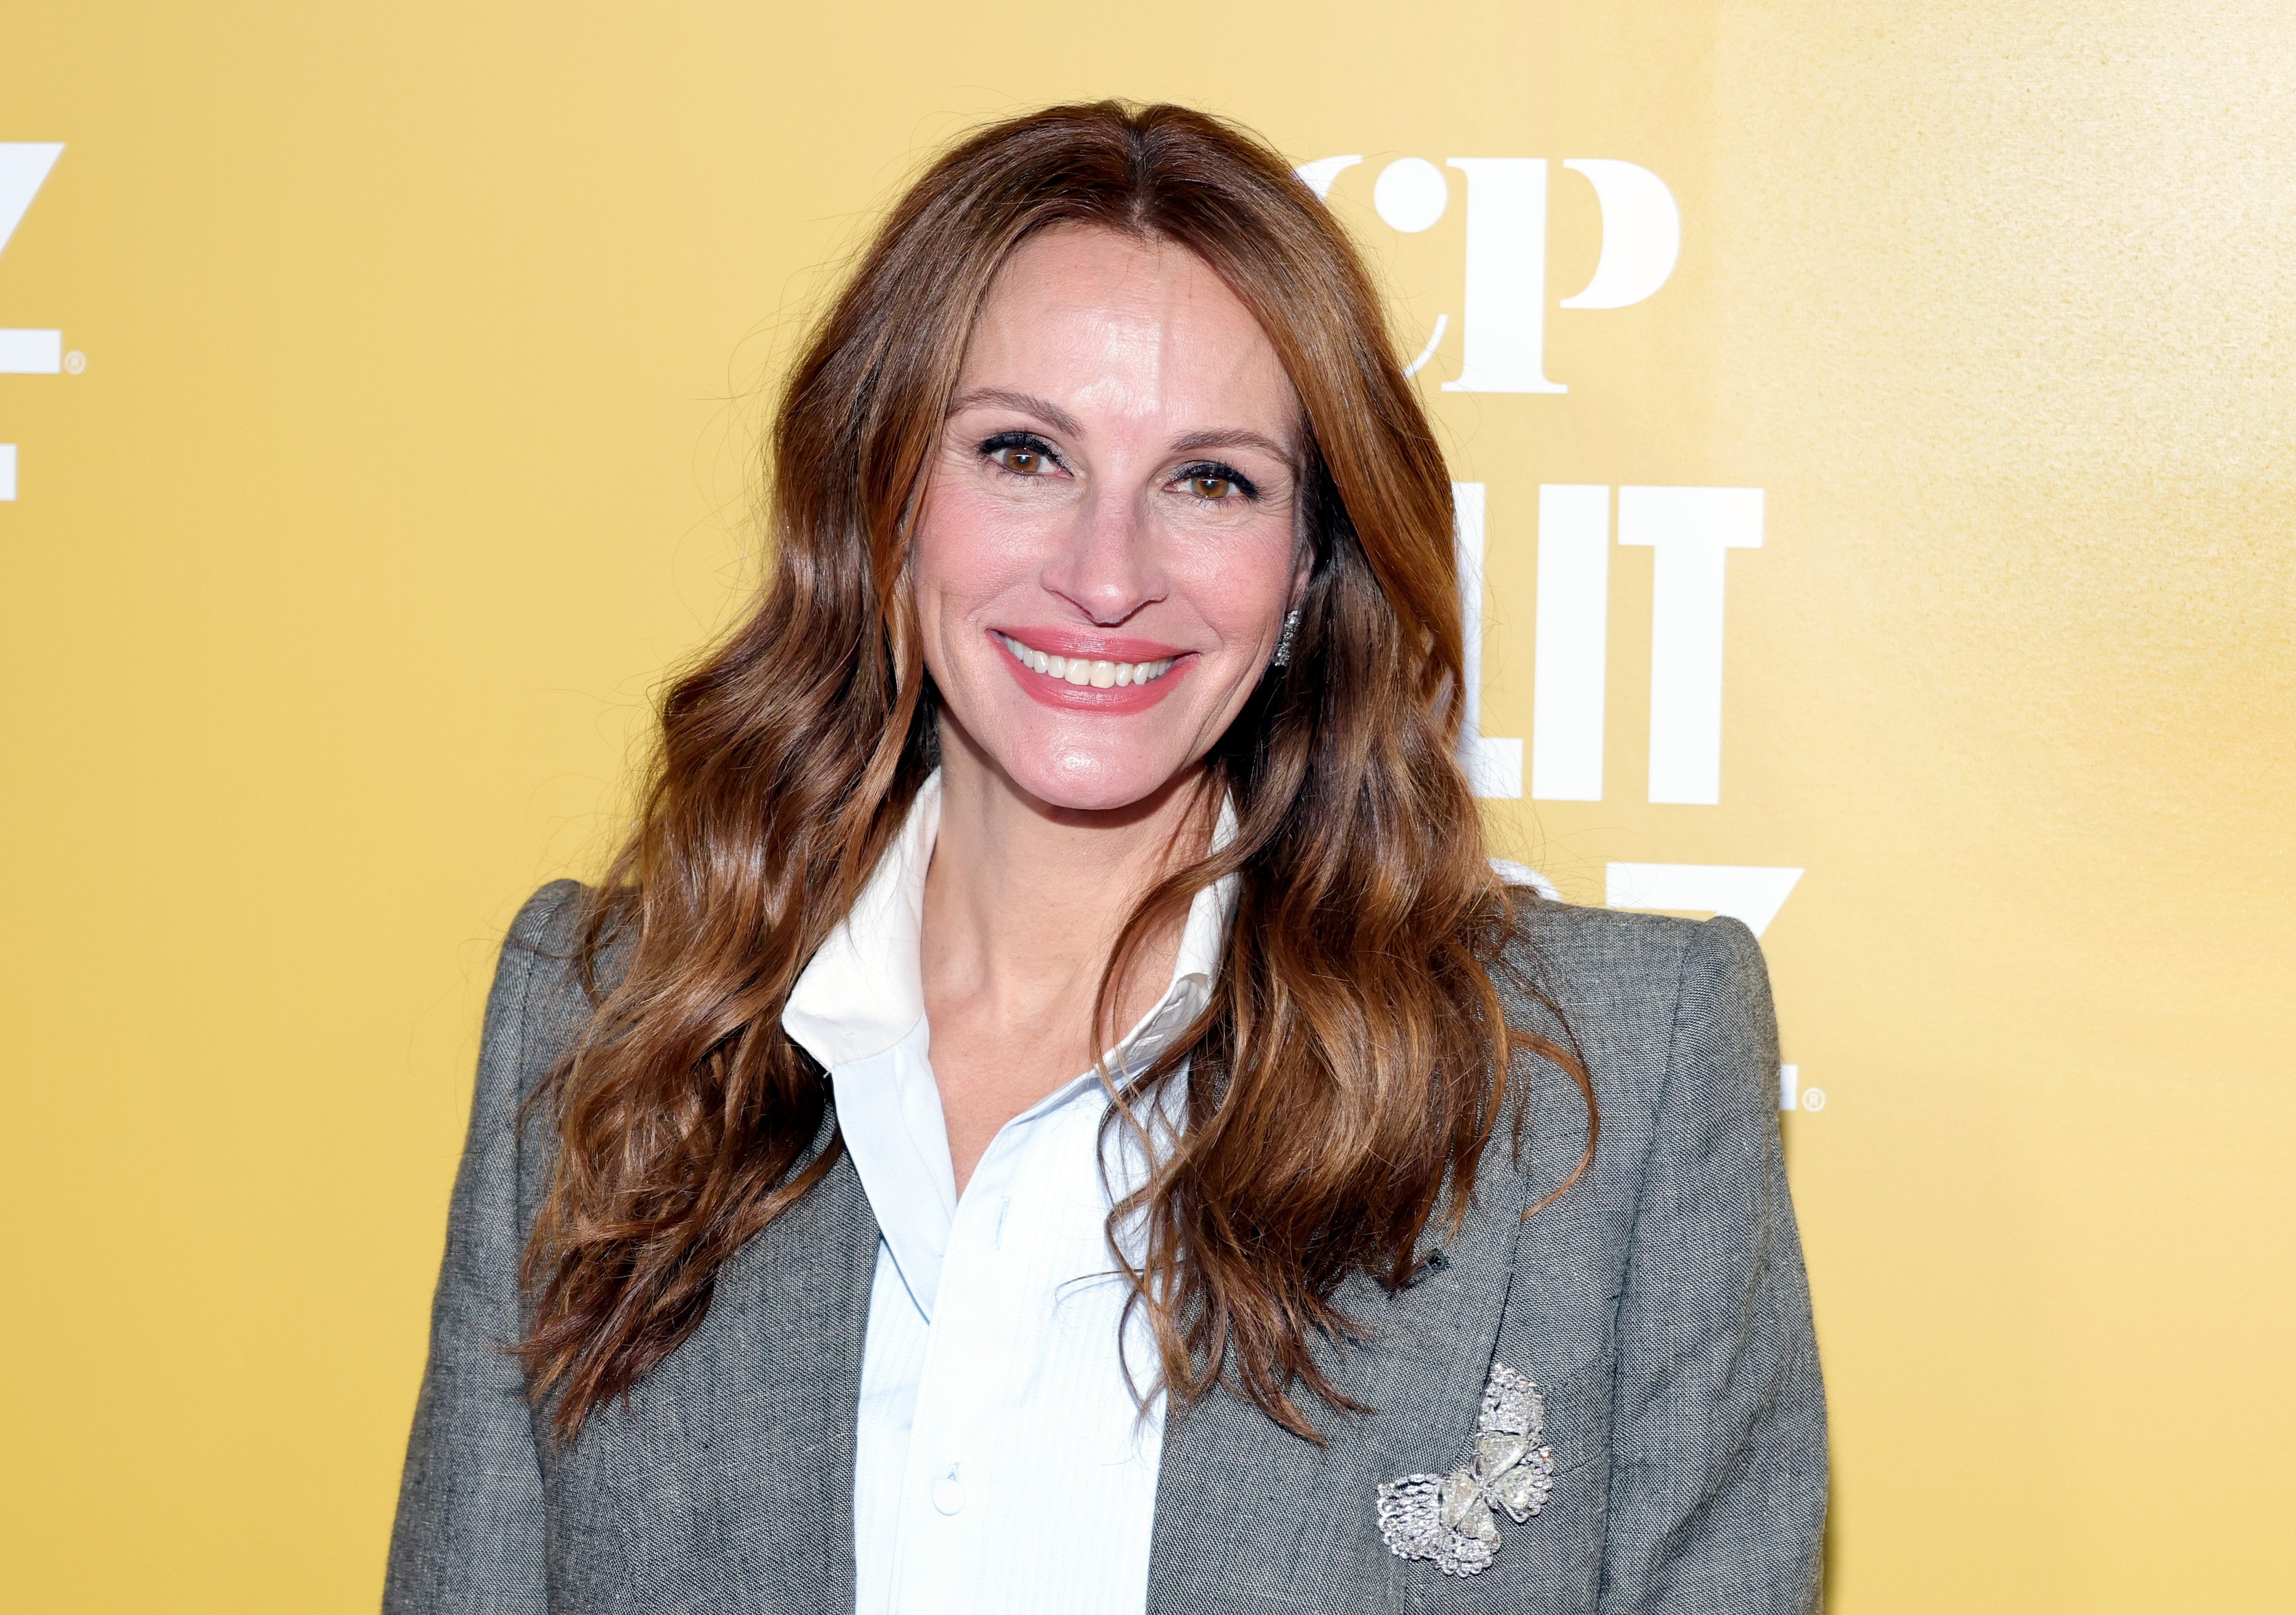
[1376,1362,1555,1577]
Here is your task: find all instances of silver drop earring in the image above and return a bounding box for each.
[1272,608,1302,668]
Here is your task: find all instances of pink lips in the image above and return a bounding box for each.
[989,626,1196,715]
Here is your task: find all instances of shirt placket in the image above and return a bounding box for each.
[887,1109,1049,1615]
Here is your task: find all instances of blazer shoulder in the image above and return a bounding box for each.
[501,877,600,1015]
[477,880,600,1113]
[504,877,589,960]
[1498,895,1774,1106]
[1503,892,1764,995]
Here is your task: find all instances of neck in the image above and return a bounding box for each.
[922,720,1209,1048]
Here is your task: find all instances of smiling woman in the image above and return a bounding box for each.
[384,101,1825,1615]
[917,226,1308,814]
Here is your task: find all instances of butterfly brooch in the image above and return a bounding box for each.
[1376,1361,1555,1577]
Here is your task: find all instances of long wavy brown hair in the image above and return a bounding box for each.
[519,100,1593,1442]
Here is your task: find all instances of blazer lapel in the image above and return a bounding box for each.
[599,1129,879,1615]
[1145,1150,1538,1613]
[1146,1039,1597,1614]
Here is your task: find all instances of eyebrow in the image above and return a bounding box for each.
[1167,427,1296,464]
[946,388,1084,438]
[947,389,1296,464]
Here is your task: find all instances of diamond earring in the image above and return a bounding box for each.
[1272,608,1302,668]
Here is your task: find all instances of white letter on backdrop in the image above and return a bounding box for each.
[1293,155,1362,202]
[1617,486,1764,805]
[1531,484,1609,801]
[0,143,62,254]
[1442,159,1565,395]
[1454,482,1523,797]
[1606,862,1803,937]
[1558,160,1681,309]
[0,143,65,378]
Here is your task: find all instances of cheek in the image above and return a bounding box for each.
[1169,518,1301,639]
[911,481,1050,615]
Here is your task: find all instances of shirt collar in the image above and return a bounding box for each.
[779,773,945,1070]
[782,769,1237,1078]
[782,772,1234,1321]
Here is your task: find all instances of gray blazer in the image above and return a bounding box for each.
[386,881,1826,1614]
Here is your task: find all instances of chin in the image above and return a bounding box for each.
[1001,740,1188,815]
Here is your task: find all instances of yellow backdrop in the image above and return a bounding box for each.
[4,3,2289,1610]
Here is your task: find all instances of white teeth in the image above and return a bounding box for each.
[996,633,1176,689]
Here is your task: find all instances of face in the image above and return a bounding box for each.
[911,225,1308,814]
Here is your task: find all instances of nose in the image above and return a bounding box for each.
[1040,484,1168,626]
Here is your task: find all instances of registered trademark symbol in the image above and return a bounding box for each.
[63,350,85,375]
[1799,1086,1827,1112]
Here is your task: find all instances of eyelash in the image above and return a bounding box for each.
[979,430,1065,473]
[1174,459,1260,501]
[976,434,1261,502]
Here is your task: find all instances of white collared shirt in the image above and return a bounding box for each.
[781,772,1231,1615]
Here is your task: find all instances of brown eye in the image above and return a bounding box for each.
[1188,474,1236,500]
[994,446,1046,475]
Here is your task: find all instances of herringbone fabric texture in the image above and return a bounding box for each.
[385,883,1826,1614]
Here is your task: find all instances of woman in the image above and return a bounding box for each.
[386,102,1825,1614]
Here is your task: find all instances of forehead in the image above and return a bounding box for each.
[960,225,1297,424]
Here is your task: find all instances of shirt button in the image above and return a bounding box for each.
[931,1472,965,1516]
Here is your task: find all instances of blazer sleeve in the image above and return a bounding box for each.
[384,882,585,1615]
[1595,917,1829,1615]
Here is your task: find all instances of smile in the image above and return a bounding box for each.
[994,632,1178,689]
